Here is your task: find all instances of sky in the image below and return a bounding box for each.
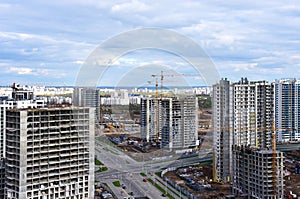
[0,1,300,87]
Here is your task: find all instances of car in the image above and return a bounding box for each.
[121,184,126,189]
[129,191,134,196]
[143,178,147,182]
[161,193,166,197]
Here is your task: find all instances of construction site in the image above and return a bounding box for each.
[163,163,232,199]
[283,150,300,198]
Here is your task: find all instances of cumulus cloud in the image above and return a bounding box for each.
[111,0,149,13]
[0,0,300,85]
[7,67,35,75]
[5,67,67,78]
[233,63,258,72]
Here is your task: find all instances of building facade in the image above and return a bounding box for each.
[141,96,198,149]
[0,87,45,198]
[213,78,284,198]
[275,79,300,142]
[232,146,284,199]
[73,87,100,123]
[5,107,95,199]
[232,78,274,148]
[212,78,233,182]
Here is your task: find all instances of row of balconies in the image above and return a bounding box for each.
[27,153,88,165]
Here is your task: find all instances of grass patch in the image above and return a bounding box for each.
[95,159,104,165]
[147,178,175,199]
[140,172,146,177]
[155,171,161,177]
[96,167,108,172]
[112,181,121,187]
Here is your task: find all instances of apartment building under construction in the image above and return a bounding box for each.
[0,85,45,198]
[141,96,198,149]
[232,145,284,199]
[213,78,275,182]
[213,77,285,198]
[5,107,95,199]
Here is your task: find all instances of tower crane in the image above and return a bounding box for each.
[151,70,201,97]
[150,71,201,142]
[272,121,277,198]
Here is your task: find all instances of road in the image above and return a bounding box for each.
[95,136,212,198]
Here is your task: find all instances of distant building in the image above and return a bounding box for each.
[275,78,300,142]
[5,107,95,199]
[141,96,198,149]
[73,87,100,122]
[232,145,284,199]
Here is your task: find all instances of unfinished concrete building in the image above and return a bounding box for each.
[141,96,198,149]
[0,86,45,198]
[141,98,157,142]
[232,145,284,199]
[5,107,95,199]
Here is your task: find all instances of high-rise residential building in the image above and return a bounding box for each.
[275,78,300,142]
[232,146,284,199]
[213,78,284,198]
[0,84,45,158]
[232,78,274,148]
[212,78,233,182]
[0,85,45,198]
[141,98,157,142]
[5,107,95,199]
[141,96,198,149]
[213,78,274,182]
[73,87,100,122]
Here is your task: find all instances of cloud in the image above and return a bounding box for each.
[5,66,67,78]
[0,0,300,85]
[233,63,258,72]
[7,67,35,75]
[111,0,149,13]
[73,60,84,65]
[0,3,13,9]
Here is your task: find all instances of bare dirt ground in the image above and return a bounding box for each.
[164,164,232,199]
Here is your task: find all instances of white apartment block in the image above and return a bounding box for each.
[141,96,198,149]
[213,78,276,186]
[233,78,274,148]
[5,107,95,199]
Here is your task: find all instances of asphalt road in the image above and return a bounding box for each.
[95,136,212,198]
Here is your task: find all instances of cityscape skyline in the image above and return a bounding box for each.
[0,1,300,86]
[1,2,300,197]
